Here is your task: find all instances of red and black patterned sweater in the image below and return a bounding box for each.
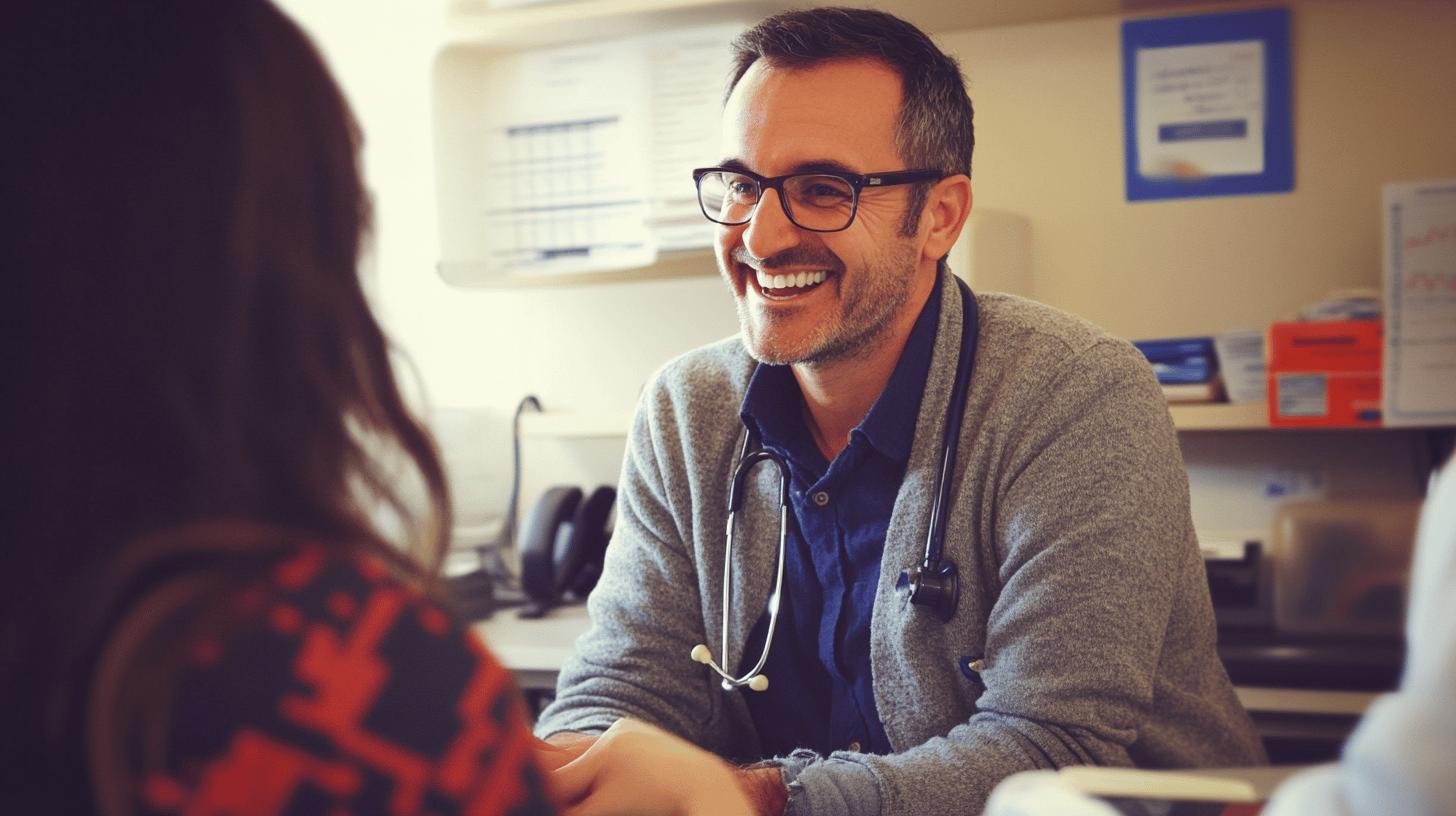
[136,545,555,816]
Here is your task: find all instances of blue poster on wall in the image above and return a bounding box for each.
[1122,8,1293,202]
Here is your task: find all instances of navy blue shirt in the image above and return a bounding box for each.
[737,283,941,757]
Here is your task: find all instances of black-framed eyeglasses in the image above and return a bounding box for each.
[692,166,943,233]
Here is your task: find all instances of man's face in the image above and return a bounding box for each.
[716,58,926,367]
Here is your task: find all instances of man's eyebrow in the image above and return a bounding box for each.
[711,159,863,177]
[790,160,860,176]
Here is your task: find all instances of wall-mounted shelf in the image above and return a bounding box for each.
[521,403,1454,437]
[444,0,770,52]
[442,0,1222,52]
[1168,402,1269,430]
[438,249,717,289]
[1169,402,1456,432]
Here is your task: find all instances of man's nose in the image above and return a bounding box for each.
[741,188,801,261]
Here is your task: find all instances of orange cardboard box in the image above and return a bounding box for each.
[1266,320,1383,427]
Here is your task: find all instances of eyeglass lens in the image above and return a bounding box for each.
[697,171,857,232]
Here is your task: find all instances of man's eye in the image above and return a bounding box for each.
[804,183,851,199]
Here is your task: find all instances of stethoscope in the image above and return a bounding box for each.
[692,278,981,692]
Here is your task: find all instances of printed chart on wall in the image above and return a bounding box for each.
[484,42,655,278]
[1384,179,1456,427]
[645,25,744,253]
[481,24,741,280]
[1122,8,1292,202]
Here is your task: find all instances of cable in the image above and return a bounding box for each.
[478,395,542,588]
[503,395,543,551]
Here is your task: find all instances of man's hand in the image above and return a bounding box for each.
[550,718,757,815]
[534,731,599,773]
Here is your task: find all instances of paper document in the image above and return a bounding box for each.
[1136,40,1265,179]
[645,24,742,252]
[484,42,656,278]
[1383,179,1456,426]
[480,24,742,279]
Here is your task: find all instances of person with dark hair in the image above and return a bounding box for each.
[535,7,1264,815]
[0,1,561,813]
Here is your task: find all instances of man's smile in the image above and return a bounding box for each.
[745,266,835,300]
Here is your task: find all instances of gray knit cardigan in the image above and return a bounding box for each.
[536,269,1265,815]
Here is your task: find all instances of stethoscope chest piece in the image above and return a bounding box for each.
[901,560,959,622]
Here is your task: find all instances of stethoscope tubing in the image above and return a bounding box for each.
[718,500,789,689]
[921,280,978,576]
[700,440,791,690]
[696,278,980,691]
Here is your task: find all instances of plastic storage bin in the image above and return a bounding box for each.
[1271,499,1419,638]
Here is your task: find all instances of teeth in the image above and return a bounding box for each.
[755,269,829,291]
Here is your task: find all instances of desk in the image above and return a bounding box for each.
[1190,765,1307,799]
[474,603,590,690]
[474,605,1382,723]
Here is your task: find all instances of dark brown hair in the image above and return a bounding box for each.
[0,0,449,809]
[727,7,975,235]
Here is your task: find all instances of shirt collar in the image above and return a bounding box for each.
[855,280,941,463]
[739,360,805,462]
[739,279,943,467]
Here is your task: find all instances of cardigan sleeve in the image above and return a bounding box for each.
[533,378,723,748]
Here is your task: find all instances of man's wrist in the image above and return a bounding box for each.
[736,764,789,816]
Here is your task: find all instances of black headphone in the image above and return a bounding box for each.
[518,484,616,618]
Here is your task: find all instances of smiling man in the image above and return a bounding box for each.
[535,8,1264,816]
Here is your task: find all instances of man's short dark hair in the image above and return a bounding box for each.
[727,7,974,235]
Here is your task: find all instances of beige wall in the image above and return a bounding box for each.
[938,0,1456,340]
[305,1,1452,526]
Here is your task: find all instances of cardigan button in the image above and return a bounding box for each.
[847,741,861,752]
[812,490,830,507]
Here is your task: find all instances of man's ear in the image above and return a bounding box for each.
[920,175,972,265]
